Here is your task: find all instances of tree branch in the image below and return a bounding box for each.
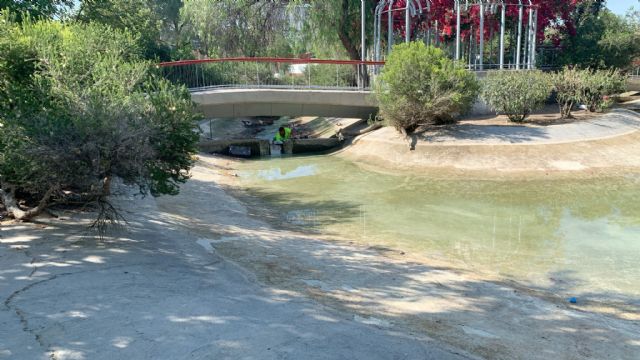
[0,184,56,221]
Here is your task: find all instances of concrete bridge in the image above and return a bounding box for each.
[191,88,378,119]
[159,58,383,119]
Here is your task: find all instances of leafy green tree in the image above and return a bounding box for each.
[559,1,640,69]
[290,0,375,85]
[0,0,73,20]
[481,71,552,122]
[291,0,374,60]
[153,0,188,54]
[180,0,293,57]
[0,18,200,223]
[596,11,640,70]
[376,42,479,133]
[76,0,170,60]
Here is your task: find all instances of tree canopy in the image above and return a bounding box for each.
[0,0,73,20]
[559,4,640,69]
[76,0,172,60]
[0,16,200,223]
[180,0,294,58]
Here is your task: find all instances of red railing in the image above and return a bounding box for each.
[158,57,385,91]
[158,57,386,67]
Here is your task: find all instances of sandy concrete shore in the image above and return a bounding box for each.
[0,189,468,359]
[339,109,640,178]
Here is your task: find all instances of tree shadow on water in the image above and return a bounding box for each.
[219,182,362,234]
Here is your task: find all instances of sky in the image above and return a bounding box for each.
[606,0,638,15]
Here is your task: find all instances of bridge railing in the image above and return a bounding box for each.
[158,58,385,91]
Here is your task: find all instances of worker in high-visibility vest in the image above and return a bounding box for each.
[273,126,292,143]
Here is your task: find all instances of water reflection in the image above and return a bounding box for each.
[249,164,317,181]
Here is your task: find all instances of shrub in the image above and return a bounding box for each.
[552,68,626,118]
[581,69,626,112]
[0,19,200,223]
[375,42,479,133]
[552,67,585,119]
[481,70,552,123]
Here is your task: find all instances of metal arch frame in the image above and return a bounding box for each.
[457,1,536,70]
[373,0,427,62]
[375,0,539,70]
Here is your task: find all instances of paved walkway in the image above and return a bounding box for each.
[421,109,640,145]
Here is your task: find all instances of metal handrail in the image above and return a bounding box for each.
[158,57,386,68]
[158,57,384,91]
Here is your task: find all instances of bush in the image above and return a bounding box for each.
[481,70,552,123]
[552,68,626,118]
[581,69,625,112]
[0,18,200,223]
[375,42,479,133]
[552,67,584,119]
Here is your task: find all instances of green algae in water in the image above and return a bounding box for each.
[235,155,640,298]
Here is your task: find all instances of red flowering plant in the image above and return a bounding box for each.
[381,0,583,48]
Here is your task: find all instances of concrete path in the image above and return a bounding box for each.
[344,109,640,174]
[0,195,469,359]
[421,109,640,145]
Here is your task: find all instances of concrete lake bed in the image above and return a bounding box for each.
[2,109,640,359]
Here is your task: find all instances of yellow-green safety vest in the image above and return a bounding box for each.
[274,127,292,142]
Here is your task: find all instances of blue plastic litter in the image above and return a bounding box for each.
[569,297,577,304]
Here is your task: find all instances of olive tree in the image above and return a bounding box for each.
[0,18,200,224]
[375,42,479,133]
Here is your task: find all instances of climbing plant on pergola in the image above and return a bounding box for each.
[371,0,584,70]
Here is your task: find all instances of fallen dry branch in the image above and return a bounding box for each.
[0,184,56,221]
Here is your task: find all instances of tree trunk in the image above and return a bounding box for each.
[560,101,574,119]
[338,0,370,88]
[0,184,55,221]
[102,176,113,196]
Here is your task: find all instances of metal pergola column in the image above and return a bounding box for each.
[499,1,505,69]
[372,0,537,70]
[516,1,523,69]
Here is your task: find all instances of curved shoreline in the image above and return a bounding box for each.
[175,156,640,359]
[338,109,640,177]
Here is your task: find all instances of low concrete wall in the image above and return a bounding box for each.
[199,139,270,157]
[199,138,343,156]
[293,138,342,154]
[627,78,640,92]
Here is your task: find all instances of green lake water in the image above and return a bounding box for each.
[235,155,640,299]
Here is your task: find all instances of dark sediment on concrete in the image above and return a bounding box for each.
[199,138,344,157]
